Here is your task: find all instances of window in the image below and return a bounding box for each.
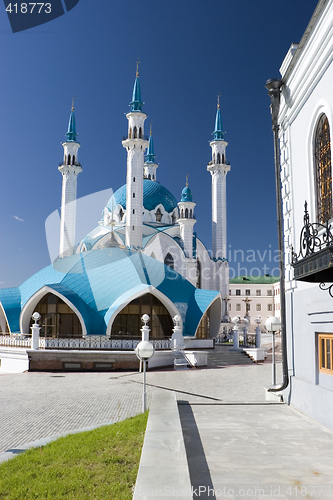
[155,208,162,222]
[229,289,231,295]
[319,334,333,374]
[133,209,135,214]
[217,152,221,164]
[236,289,241,296]
[267,290,273,296]
[133,177,135,182]
[236,304,241,311]
[196,260,201,289]
[268,304,272,311]
[111,293,173,339]
[133,192,135,198]
[29,293,82,339]
[315,114,332,223]
[256,304,261,311]
[164,253,174,270]
[229,303,231,311]
[256,290,261,296]
[246,289,250,296]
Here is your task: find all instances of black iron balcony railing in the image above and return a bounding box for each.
[292,201,333,283]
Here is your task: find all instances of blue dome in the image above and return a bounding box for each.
[108,179,178,213]
[180,186,193,202]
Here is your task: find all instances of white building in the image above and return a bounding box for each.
[274,0,333,429]
[229,275,280,332]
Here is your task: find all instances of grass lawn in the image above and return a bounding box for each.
[0,412,148,500]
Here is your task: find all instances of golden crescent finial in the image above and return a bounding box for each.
[186,174,189,187]
[150,121,153,135]
[136,58,140,77]
[71,96,76,112]
[217,93,221,109]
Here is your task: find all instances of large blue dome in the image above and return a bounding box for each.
[107,179,178,213]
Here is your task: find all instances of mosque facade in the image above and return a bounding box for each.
[0,71,230,343]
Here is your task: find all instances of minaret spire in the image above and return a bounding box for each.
[144,122,158,181]
[177,180,197,285]
[58,101,82,258]
[207,98,230,303]
[122,65,149,248]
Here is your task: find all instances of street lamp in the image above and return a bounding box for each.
[135,314,154,412]
[255,317,262,348]
[31,312,41,350]
[265,316,281,386]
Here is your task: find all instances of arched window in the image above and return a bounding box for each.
[181,209,184,218]
[148,174,151,180]
[185,208,189,218]
[164,253,174,270]
[133,126,137,139]
[129,128,132,139]
[222,154,225,164]
[29,293,82,339]
[111,293,173,339]
[217,152,221,164]
[67,154,71,165]
[190,209,193,218]
[315,114,332,223]
[155,208,162,222]
[196,260,201,289]
[139,127,142,138]
[72,155,75,165]
[119,208,124,221]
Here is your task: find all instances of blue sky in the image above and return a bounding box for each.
[0,0,317,287]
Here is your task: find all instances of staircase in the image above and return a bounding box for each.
[207,345,255,368]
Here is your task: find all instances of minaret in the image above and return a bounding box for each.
[207,96,230,260]
[144,124,158,181]
[58,99,82,258]
[178,178,197,285]
[122,62,149,248]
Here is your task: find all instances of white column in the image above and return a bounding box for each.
[59,164,81,257]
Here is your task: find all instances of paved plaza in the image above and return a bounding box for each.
[1,347,333,499]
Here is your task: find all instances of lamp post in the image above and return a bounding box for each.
[255,317,262,348]
[30,312,41,350]
[135,314,154,412]
[265,316,281,386]
[242,317,249,347]
[222,295,230,323]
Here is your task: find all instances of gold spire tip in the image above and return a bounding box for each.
[136,58,140,77]
[150,121,153,135]
[217,93,221,109]
[71,96,76,111]
[186,174,189,187]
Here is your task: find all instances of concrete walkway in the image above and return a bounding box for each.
[1,346,333,499]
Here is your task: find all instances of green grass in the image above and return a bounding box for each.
[0,412,148,500]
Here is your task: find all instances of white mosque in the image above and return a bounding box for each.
[0,68,230,343]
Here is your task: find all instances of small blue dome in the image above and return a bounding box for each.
[108,179,178,213]
[180,186,193,202]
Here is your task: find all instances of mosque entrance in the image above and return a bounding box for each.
[111,293,173,339]
[29,293,82,338]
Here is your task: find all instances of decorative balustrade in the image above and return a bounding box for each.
[0,335,171,350]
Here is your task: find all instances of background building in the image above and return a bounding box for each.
[229,275,280,332]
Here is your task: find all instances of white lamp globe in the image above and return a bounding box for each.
[265,316,281,332]
[231,316,240,324]
[135,340,154,361]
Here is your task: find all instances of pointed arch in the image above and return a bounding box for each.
[20,286,87,337]
[148,173,151,180]
[314,114,332,223]
[217,152,221,164]
[72,155,76,165]
[155,207,162,222]
[139,127,142,138]
[190,209,193,219]
[67,154,71,165]
[133,126,137,139]
[164,252,174,270]
[185,208,189,218]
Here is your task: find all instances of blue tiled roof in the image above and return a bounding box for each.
[108,179,178,213]
[0,248,220,337]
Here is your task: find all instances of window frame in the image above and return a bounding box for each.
[318,334,333,375]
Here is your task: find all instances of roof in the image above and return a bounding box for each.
[229,275,279,285]
[282,0,328,82]
[108,179,178,213]
[180,186,193,202]
[0,248,220,337]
